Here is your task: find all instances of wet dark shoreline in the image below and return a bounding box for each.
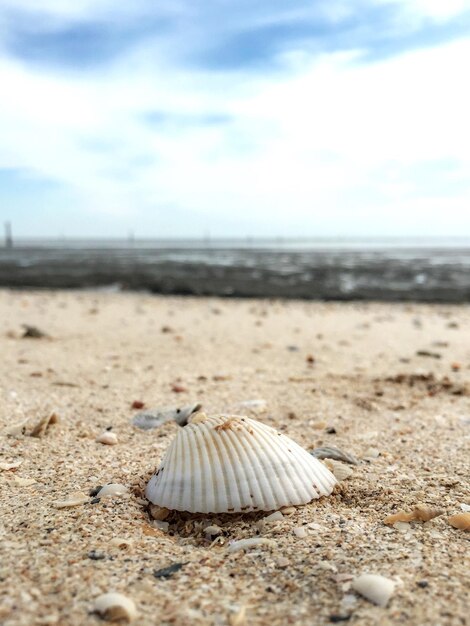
[1,244,470,302]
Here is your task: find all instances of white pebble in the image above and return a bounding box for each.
[93,592,137,622]
[96,431,118,445]
[363,447,380,459]
[460,503,470,512]
[97,484,128,498]
[352,574,395,607]
[293,526,308,538]
[227,538,275,553]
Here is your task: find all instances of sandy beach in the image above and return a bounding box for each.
[0,289,468,626]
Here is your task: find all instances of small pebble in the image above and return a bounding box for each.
[93,592,137,622]
[227,538,275,553]
[263,511,284,523]
[96,431,118,445]
[448,512,470,531]
[149,504,170,520]
[153,562,186,578]
[293,526,308,538]
[352,574,395,607]
[96,484,128,498]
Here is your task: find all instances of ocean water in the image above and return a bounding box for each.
[1,237,470,301]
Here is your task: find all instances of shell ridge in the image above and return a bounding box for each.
[272,428,336,493]
[216,429,245,511]
[270,431,323,498]
[224,426,265,510]
[211,429,238,512]
[249,421,311,505]
[250,421,335,499]
[238,422,279,510]
[202,423,227,512]
[246,421,297,507]
[179,426,191,510]
[193,425,209,512]
[186,426,196,512]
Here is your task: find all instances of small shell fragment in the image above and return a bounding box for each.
[54,491,89,508]
[0,461,22,471]
[448,513,470,531]
[96,431,118,445]
[93,592,137,622]
[311,446,359,465]
[132,403,202,430]
[13,476,36,486]
[384,505,443,525]
[293,526,309,538]
[227,538,276,553]
[352,574,395,607]
[30,413,59,438]
[96,484,128,498]
[324,459,354,481]
[109,537,133,549]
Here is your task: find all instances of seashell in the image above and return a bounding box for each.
[324,459,354,481]
[145,414,337,513]
[132,403,202,430]
[93,592,137,622]
[96,484,128,498]
[352,574,395,607]
[227,538,276,553]
[448,512,470,531]
[311,446,359,465]
[96,431,118,445]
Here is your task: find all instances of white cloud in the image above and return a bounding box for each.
[1,2,470,236]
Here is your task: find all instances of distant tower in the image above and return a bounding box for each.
[4,221,13,248]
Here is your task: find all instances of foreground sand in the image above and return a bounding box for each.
[0,289,468,626]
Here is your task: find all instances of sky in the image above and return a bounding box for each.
[0,0,470,239]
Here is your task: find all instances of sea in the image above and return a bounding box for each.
[1,237,470,302]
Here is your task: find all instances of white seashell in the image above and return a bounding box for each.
[96,431,118,445]
[97,484,128,498]
[145,414,337,513]
[227,538,276,553]
[93,592,137,622]
[352,574,395,607]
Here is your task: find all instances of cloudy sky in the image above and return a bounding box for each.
[1,0,470,238]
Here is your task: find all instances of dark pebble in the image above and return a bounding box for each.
[417,580,429,588]
[88,551,106,561]
[329,615,351,623]
[90,497,101,505]
[325,427,337,434]
[153,562,186,579]
[89,486,103,497]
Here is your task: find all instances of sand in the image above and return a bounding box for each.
[0,289,468,626]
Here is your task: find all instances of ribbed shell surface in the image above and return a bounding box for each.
[145,414,337,513]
